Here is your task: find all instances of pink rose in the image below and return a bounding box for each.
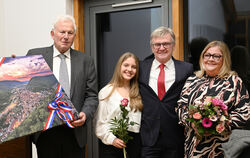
[216,123,225,133]
[220,104,228,110]
[212,98,224,107]
[212,98,228,110]
[202,118,212,128]
[121,98,129,107]
[193,112,202,120]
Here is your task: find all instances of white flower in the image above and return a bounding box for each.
[220,115,226,121]
[209,115,218,122]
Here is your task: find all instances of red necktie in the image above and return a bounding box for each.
[157,64,165,100]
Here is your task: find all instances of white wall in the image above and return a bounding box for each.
[0,0,5,57]
[0,0,73,57]
[0,1,73,157]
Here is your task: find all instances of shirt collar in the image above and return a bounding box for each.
[152,58,174,70]
[53,45,71,59]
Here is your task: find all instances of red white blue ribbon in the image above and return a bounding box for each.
[0,57,5,67]
[43,84,75,131]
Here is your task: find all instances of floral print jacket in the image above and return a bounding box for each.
[176,74,250,158]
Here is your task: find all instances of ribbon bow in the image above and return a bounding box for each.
[0,57,5,66]
[43,84,75,131]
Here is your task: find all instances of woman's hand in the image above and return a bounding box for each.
[192,123,202,137]
[192,123,212,137]
[112,138,126,149]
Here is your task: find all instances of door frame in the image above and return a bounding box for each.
[83,1,171,158]
[73,0,184,60]
[72,0,184,157]
[84,0,172,63]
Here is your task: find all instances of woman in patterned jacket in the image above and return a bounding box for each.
[176,41,250,158]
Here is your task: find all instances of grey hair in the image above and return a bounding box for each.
[52,15,77,33]
[150,26,175,45]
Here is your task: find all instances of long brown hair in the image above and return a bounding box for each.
[102,52,143,111]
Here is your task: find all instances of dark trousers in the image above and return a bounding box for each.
[141,132,184,158]
[99,132,141,158]
[36,125,84,158]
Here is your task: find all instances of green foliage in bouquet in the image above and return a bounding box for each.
[185,96,230,140]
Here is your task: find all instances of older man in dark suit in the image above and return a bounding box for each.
[139,26,193,158]
[27,15,98,158]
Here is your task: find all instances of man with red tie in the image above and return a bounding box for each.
[139,26,193,158]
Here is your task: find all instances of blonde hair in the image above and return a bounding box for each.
[195,41,236,78]
[102,52,143,111]
[150,26,176,45]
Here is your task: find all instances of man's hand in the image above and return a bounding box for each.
[72,112,86,127]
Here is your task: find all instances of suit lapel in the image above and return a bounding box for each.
[140,57,154,85]
[140,56,159,99]
[173,58,181,84]
[141,56,183,100]
[43,46,54,70]
[46,46,75,99]
[70,49,77,99]
[164,58,181,96]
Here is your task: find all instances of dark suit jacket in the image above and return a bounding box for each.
[27,46,98,148]
[139,54,193,148]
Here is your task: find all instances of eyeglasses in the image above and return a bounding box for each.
[152,42,173,49]
[203,53,222,61]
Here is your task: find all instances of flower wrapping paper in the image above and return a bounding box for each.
[0,55,78,144]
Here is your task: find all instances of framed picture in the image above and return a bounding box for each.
[0,55,78,144]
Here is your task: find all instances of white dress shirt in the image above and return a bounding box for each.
[52,46,71,88]
[149,58,175,95]
[94,84,141,145]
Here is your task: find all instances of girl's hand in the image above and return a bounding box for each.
[112,138,126,149]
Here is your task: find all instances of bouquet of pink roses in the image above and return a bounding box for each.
[186,96,230,140]
[109,98,136,158]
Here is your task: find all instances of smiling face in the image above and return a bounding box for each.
[120,57,137,83]
[203,46,223,77]
[151,33,175,64]
[51,19,76,53]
